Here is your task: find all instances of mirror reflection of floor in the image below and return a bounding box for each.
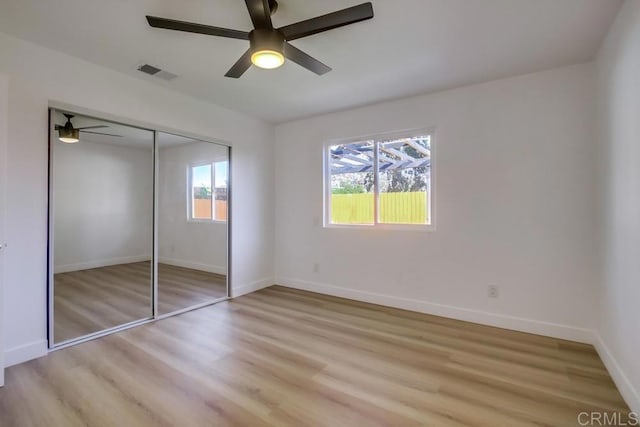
[53,261,226,344]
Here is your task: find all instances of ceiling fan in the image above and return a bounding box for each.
[55,114,122,143]
[146,0,374,78]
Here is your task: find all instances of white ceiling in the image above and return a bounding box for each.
[1,0,622,123]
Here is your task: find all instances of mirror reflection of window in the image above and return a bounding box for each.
[189,161,228,222]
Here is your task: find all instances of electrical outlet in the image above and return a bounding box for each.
[488,285,499,298]
[313,263,320,273]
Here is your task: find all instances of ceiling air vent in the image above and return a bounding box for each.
[137,63,178,81]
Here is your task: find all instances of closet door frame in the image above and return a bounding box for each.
[0,74,8,386]
[47,103,232,350]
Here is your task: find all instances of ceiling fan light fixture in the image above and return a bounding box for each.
[58,127,79,143]
[251,49,285,69]
[249,29,286,70]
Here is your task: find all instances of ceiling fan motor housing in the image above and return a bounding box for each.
[268,0,278,15]
[249,29,285,55]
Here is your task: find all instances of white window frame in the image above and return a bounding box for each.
[187,160,228,223]
[323,128,435,231]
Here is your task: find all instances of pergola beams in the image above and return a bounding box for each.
[330,138,430,175]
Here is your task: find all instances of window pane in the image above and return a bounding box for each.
[192,164,212,219]
[214,161,228,221]
[329,141,375,225]
[214,161,227,189]
[378,136,431,224]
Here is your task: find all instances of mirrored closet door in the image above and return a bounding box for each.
[49,108,231,348]
[156,132,229,315]
[50,110,154,345]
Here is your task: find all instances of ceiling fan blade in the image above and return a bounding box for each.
[146,16,249,40]
[225,50,253,78]
[279,2,374,41]
[284,43,331,75]
[244,0,273,30]
[76,125,108,130]
[79,131,123,137]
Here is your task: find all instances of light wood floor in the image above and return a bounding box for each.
[2,286,630,426]
[54,261,226,343]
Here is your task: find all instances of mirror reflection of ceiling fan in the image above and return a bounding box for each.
[56,114,123,143]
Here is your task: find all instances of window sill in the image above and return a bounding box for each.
[187,219,227,224]
[323,223,435,232]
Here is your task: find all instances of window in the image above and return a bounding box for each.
[325,132,432,228]
[189,161,228,222]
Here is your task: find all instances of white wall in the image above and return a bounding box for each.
[158,140,227,274]
[0,31,275,366]
[275,63,599,342]
[595,0,640,412]
[53,140,153,273]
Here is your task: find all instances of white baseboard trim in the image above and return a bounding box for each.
[232,277,274,298]
[592,333,640,412]
[159,257,226,276]
[55,255,151,274]
[276,277,594,344]
[4,339,48,367]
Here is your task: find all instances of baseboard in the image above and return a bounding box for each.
[4,339,48,367]
[276,277,594,344]
[592,333,640,412]
[55,255,151,274]
[158,257,226,275]
[232,277,274,298]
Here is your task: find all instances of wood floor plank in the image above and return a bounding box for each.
[0,285,631,426]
